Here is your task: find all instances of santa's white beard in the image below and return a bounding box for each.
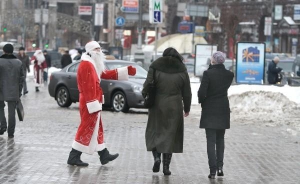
[90,51,106,75]
[35,54,45,65]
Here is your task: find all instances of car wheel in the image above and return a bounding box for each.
[56,86,72,107]
[112,91,129,113]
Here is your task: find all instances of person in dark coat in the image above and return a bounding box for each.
[143,47,192,175]
[0,44,24,138]
[267,56,282,84]
[17,47,30,95]
[43,50,51,83]
[198,51,234,179]
[60,50,72,68]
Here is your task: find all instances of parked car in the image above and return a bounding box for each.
[48,60,147,112]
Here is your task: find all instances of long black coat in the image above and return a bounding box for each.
[143,56,192,153]
[198,64,234,129]
[267,60,282,84]
[0,54,24,101]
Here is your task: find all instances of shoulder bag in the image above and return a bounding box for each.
[16,100,24,121]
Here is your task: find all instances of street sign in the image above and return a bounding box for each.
[95,3,104,26]
[294,4,300,20]
[149,0,163,24]
[78,6,92,15]
[122,0,138,13]
[115,16,125,26]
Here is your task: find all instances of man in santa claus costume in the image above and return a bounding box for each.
[31,50,47,92]
[67,41,136,166]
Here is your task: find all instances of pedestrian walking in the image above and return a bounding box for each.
[31,50,47,92]
[142,47,192,175]
[197,51,234,179]
[17,47,30,95]
[0,44,24,138]
[267,56,282,84]
[67,41,136,166]
[43,50,51,83]
[60,50,72,68]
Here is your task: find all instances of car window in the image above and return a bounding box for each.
[106,62,147,78]
[277,62,294,72]
[68,63,79,73]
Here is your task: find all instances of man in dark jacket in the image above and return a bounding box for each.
[267,56,282,84]
[198,51,234,179]
[60,50,72,68]
[17,47,30,95]
[43,50,51,83]
[0,44,24,138]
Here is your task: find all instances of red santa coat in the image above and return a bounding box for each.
[31,56,47,85]
[72,54,129,154]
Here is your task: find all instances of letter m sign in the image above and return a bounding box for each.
[149,0,163,24]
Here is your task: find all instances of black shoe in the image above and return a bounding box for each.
[163,153,172,175]
[0,128,7,135]
[67,148,89,167]
[24,91,28,95]
[8,135,14,138]
[208,174,216,179]
[35,87,39,92]
[98,148,119,165]
[152,150,161,173]
[217,167,224,176]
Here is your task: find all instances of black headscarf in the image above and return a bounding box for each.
[162,47,184,62]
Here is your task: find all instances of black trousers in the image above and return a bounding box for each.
[205,128,226,173]
[0,101,17,136]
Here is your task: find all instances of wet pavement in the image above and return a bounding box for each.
[0,78,299,184]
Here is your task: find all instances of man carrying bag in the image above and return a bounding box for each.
[0,44,24,138]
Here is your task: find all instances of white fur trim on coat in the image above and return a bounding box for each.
[72,111,106,154]
[117,67,129,81]
[86,100,102,114]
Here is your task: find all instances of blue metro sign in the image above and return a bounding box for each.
[154,11,161,23]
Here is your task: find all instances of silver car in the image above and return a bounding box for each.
[48,60,147,112]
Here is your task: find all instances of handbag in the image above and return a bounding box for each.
[144,69,156,108]
[16,100,24,121]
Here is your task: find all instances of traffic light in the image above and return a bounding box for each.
[44,43,49,48]
[32,43,36,48]
[3,27,7,32]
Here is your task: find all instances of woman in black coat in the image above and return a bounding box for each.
[143,48,192,175]
[198,51,234,179]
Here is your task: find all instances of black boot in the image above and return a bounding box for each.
[152,150,161,173]
[98,148,119,165]
[163,153,172,175]
[35,87,39,92]
[67,148,89,167]
[217,167,224,176]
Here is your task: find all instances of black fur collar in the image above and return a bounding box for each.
[150,56,186,73]
[0,54,17,59]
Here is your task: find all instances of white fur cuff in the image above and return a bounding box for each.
[117,67,129,81]
[86,100,102,114]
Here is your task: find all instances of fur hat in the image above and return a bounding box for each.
[3,44,14,54]
[212,51,225,64]
[85,41,101,53]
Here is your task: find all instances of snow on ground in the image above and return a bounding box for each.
[27,65,61,77]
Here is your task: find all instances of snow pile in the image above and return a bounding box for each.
[229,90,300,132]
[229,91,298,114]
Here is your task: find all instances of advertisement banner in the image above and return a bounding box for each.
[195,44,217,77]
[94,4,104,26]
[236,42,266,84]
[122,0,139,13]
[274,5,283,20]
[78,6,92,15]
[294,5,300,20]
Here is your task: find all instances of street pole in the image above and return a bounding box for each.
[154,24,158,59]
[269,0,274,53]
[39,3,43,50]
[137,0,143,50]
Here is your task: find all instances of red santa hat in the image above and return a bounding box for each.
[85,41,100,53]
